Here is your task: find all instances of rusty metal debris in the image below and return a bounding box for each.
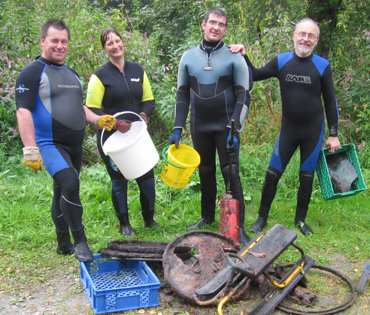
[290,286,317,306]
[99,239,192,261]
[162,230,241,302]
[98,226,358,315]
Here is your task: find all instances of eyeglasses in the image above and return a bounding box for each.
[296,32,316,40]
[207,20,226,29]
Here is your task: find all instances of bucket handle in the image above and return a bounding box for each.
[100,111,144,156]
[162,145,186,169]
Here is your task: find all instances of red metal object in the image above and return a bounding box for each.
[219,193,239,243]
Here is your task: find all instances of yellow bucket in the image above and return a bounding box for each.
[161,144,201,189]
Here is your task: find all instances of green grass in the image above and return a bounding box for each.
[0,143,369,314]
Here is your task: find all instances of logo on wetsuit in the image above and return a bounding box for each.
[109,158,119,172]
[16,84,29,93]
[286,74,311,84]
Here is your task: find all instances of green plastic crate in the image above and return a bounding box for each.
[316,143,367,200]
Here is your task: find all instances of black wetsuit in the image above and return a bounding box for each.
[175,39,253,230]
[15,56,86,233]
[245,52,339,222]
[86,60,155,216]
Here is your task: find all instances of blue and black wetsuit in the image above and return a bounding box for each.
[15,56,86,234]
[174,39,252,239]
[86,60,156,222]
[245,52,339,223]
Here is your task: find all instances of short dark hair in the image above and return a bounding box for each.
[204,8,228,26]
[100,29,122,48]
[41,18,70,40]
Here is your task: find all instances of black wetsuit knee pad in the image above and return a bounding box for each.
[53,168,80,204]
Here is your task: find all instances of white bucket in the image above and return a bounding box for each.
[101,111,159,180]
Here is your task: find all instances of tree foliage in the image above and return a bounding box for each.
[1,0,370,164]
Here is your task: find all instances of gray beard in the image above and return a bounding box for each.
[294,42,315,56]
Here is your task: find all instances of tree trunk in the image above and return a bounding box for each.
[306,0,343,59]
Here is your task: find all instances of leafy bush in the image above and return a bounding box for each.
[0,0,170,165]
[1,0,370,168]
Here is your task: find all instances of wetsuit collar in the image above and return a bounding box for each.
[36,56,65,68]
[293,51,314,62]
[107,60,130,75]
[200,39,224,55]
[200,39,223,71]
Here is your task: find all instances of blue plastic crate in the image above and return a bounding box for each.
[80,254,160,314]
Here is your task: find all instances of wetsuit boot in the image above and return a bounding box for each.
[238,204,250,244]
[251,168,281,233]
[295,172,314,235]
[142,210,163,230]
[187,213,215,230]
[71,227,94,262]
[112,178,136,236]
[138,177,162,230]
[116,212,136,237]
[221,164,250,244]
[56,231,74,255]
[187,166,216,230]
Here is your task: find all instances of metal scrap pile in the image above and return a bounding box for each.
[98,226,357,315]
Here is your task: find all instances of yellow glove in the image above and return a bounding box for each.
[22,147,43,174]
[96,115,116,131]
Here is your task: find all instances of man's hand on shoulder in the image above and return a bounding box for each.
[229,44,246,55]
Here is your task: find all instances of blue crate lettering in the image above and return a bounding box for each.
[80,254,160,314]
[316,143,367,201]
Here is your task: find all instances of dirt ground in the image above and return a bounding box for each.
[1,254,369,315]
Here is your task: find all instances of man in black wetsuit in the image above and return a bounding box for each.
[230,18,341,235]
[168,8,253,244]
[16,19,116,261]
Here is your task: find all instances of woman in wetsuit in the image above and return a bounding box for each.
[86,29,162,237]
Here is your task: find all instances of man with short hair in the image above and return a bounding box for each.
[230,18,340,235]
[15,18,115,261]
[168,8,253,244]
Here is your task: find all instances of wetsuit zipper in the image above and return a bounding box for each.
[122,72,132,111]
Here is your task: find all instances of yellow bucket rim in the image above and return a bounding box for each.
[162,144,200,169]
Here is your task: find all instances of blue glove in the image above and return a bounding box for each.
[168,128,182,148]
[227,130,239,153]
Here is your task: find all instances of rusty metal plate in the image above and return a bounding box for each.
[99,240,192,261]
[162,230,241,302]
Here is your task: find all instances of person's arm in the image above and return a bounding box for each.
[86,73,106,116]
[85,73,117,130]
[229,43,279,81]
[173,53,190,130]
[84,106,100,125]
[321,63,341,153]
[17,108,36,147]
[141,71,155,118]
[168,53,189,147]
[229,53,252,132]
[16,108,43,173]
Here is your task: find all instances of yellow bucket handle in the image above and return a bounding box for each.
[162,145,186,169]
